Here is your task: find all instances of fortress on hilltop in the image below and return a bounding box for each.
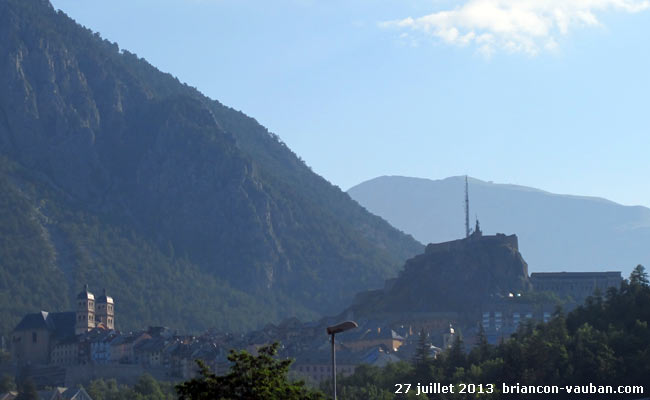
[347,176,623,345]
[424,221,519,257]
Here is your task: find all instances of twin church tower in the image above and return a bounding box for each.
[75,284,115,334]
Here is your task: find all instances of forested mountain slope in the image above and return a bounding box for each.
[0,0,422,335]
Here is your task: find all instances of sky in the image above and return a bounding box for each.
[50,0,650,207]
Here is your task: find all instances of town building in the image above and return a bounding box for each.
[480,300,556,344]
[530,271,622,302]
[0,387,93,400]
[343,326,405,352]
[11,286,115,367]
[75,286,115,334]
[11,311,75,366]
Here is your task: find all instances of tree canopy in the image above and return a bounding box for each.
[176,342,324,400]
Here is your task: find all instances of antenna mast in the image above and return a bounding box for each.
[464,175,470,238]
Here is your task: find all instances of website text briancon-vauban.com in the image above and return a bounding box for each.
[394,382,645,396]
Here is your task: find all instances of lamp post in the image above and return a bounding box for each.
[326,320,358,400]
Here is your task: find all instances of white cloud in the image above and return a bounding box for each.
[381,0,650,56]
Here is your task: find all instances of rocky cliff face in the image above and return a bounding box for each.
[0,0,280,290]
[352,233,532,316]
[0,0,422,333]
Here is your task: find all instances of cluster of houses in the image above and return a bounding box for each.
[6,286,460,388]
[6,267,624,390]
[0,387,92,400]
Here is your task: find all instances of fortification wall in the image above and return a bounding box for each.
[530,271,622,301]
[425,234,518,254]
[425,238,465,254]
[481,233,518,250]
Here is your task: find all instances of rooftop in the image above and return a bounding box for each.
[530,272,622,279]
[13,311,75,340]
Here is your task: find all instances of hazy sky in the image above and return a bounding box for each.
[50,0,650,207]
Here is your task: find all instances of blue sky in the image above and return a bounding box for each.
[50,0,650,207]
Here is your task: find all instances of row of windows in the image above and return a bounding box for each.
[296,365,353,373]
[94,316,114,325]
[483,312,533,318]
[52,349,76,356]
[77,313,113,322]
[483,312,537,329]
[52,358,76,364]
[78,301,114,313]
[535,284,610,292]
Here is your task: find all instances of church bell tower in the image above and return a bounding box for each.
[75,284,95,335]
[96,288,115,330]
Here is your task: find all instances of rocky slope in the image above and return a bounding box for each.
[0,0,422,334]
[351,232,532,317]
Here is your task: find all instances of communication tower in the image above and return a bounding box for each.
[464,175,470,238]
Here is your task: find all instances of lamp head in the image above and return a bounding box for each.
[327,320,358,335]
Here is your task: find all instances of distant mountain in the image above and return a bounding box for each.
[348,176,650,276]
[0,0,422,335]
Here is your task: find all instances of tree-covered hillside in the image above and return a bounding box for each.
[0,156,282,335]
[0,0,422,335]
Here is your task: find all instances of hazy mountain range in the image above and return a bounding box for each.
[0,0,422,334]
[348,176,650,276]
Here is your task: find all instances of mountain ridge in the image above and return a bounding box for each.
[354,175,639,206]
[0,0,422,334]
[348,175,650,276]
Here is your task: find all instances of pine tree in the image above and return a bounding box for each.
[469,324,491,364]
[176,342,324,400]
[412,329,432,366]
[444,335,467,378]
[630,264,649,286]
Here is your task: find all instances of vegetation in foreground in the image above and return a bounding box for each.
[80,343,325,400]
[176,342,324,400]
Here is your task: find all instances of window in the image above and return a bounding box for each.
[32,332,37,343]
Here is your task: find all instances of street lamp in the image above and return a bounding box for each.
[326,320,358,400]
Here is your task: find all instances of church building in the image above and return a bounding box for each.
[12,285,115,366]
[75,285,114,334]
